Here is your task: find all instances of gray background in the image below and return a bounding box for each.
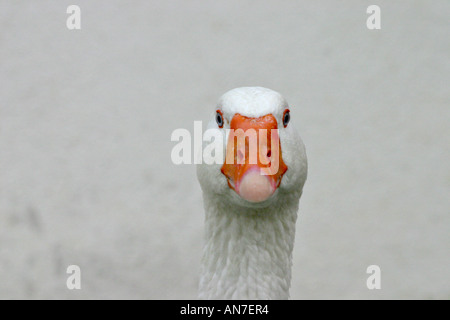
[0,1,449,299]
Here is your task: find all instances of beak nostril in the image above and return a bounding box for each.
[237,150,244,161]
[267,150,271,158]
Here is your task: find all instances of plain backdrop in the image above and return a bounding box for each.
[0,1,449,299]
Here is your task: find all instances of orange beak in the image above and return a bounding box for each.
[221,113,288,203]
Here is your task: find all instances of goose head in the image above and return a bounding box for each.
[197,87,307,209]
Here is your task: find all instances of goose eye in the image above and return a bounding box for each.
[216,110,224,128]
[282,109,290,127]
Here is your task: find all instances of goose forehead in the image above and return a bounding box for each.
[217,87,288,119]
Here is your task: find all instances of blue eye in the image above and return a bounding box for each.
[283,109,290,127]
[216,110,224,128]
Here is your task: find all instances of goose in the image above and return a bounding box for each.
[197,87,308,299]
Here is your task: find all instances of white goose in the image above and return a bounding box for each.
[197,87,308,299]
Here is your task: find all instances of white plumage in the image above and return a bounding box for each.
[197,87,307,299]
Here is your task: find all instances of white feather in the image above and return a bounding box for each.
[197,87,307,299]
